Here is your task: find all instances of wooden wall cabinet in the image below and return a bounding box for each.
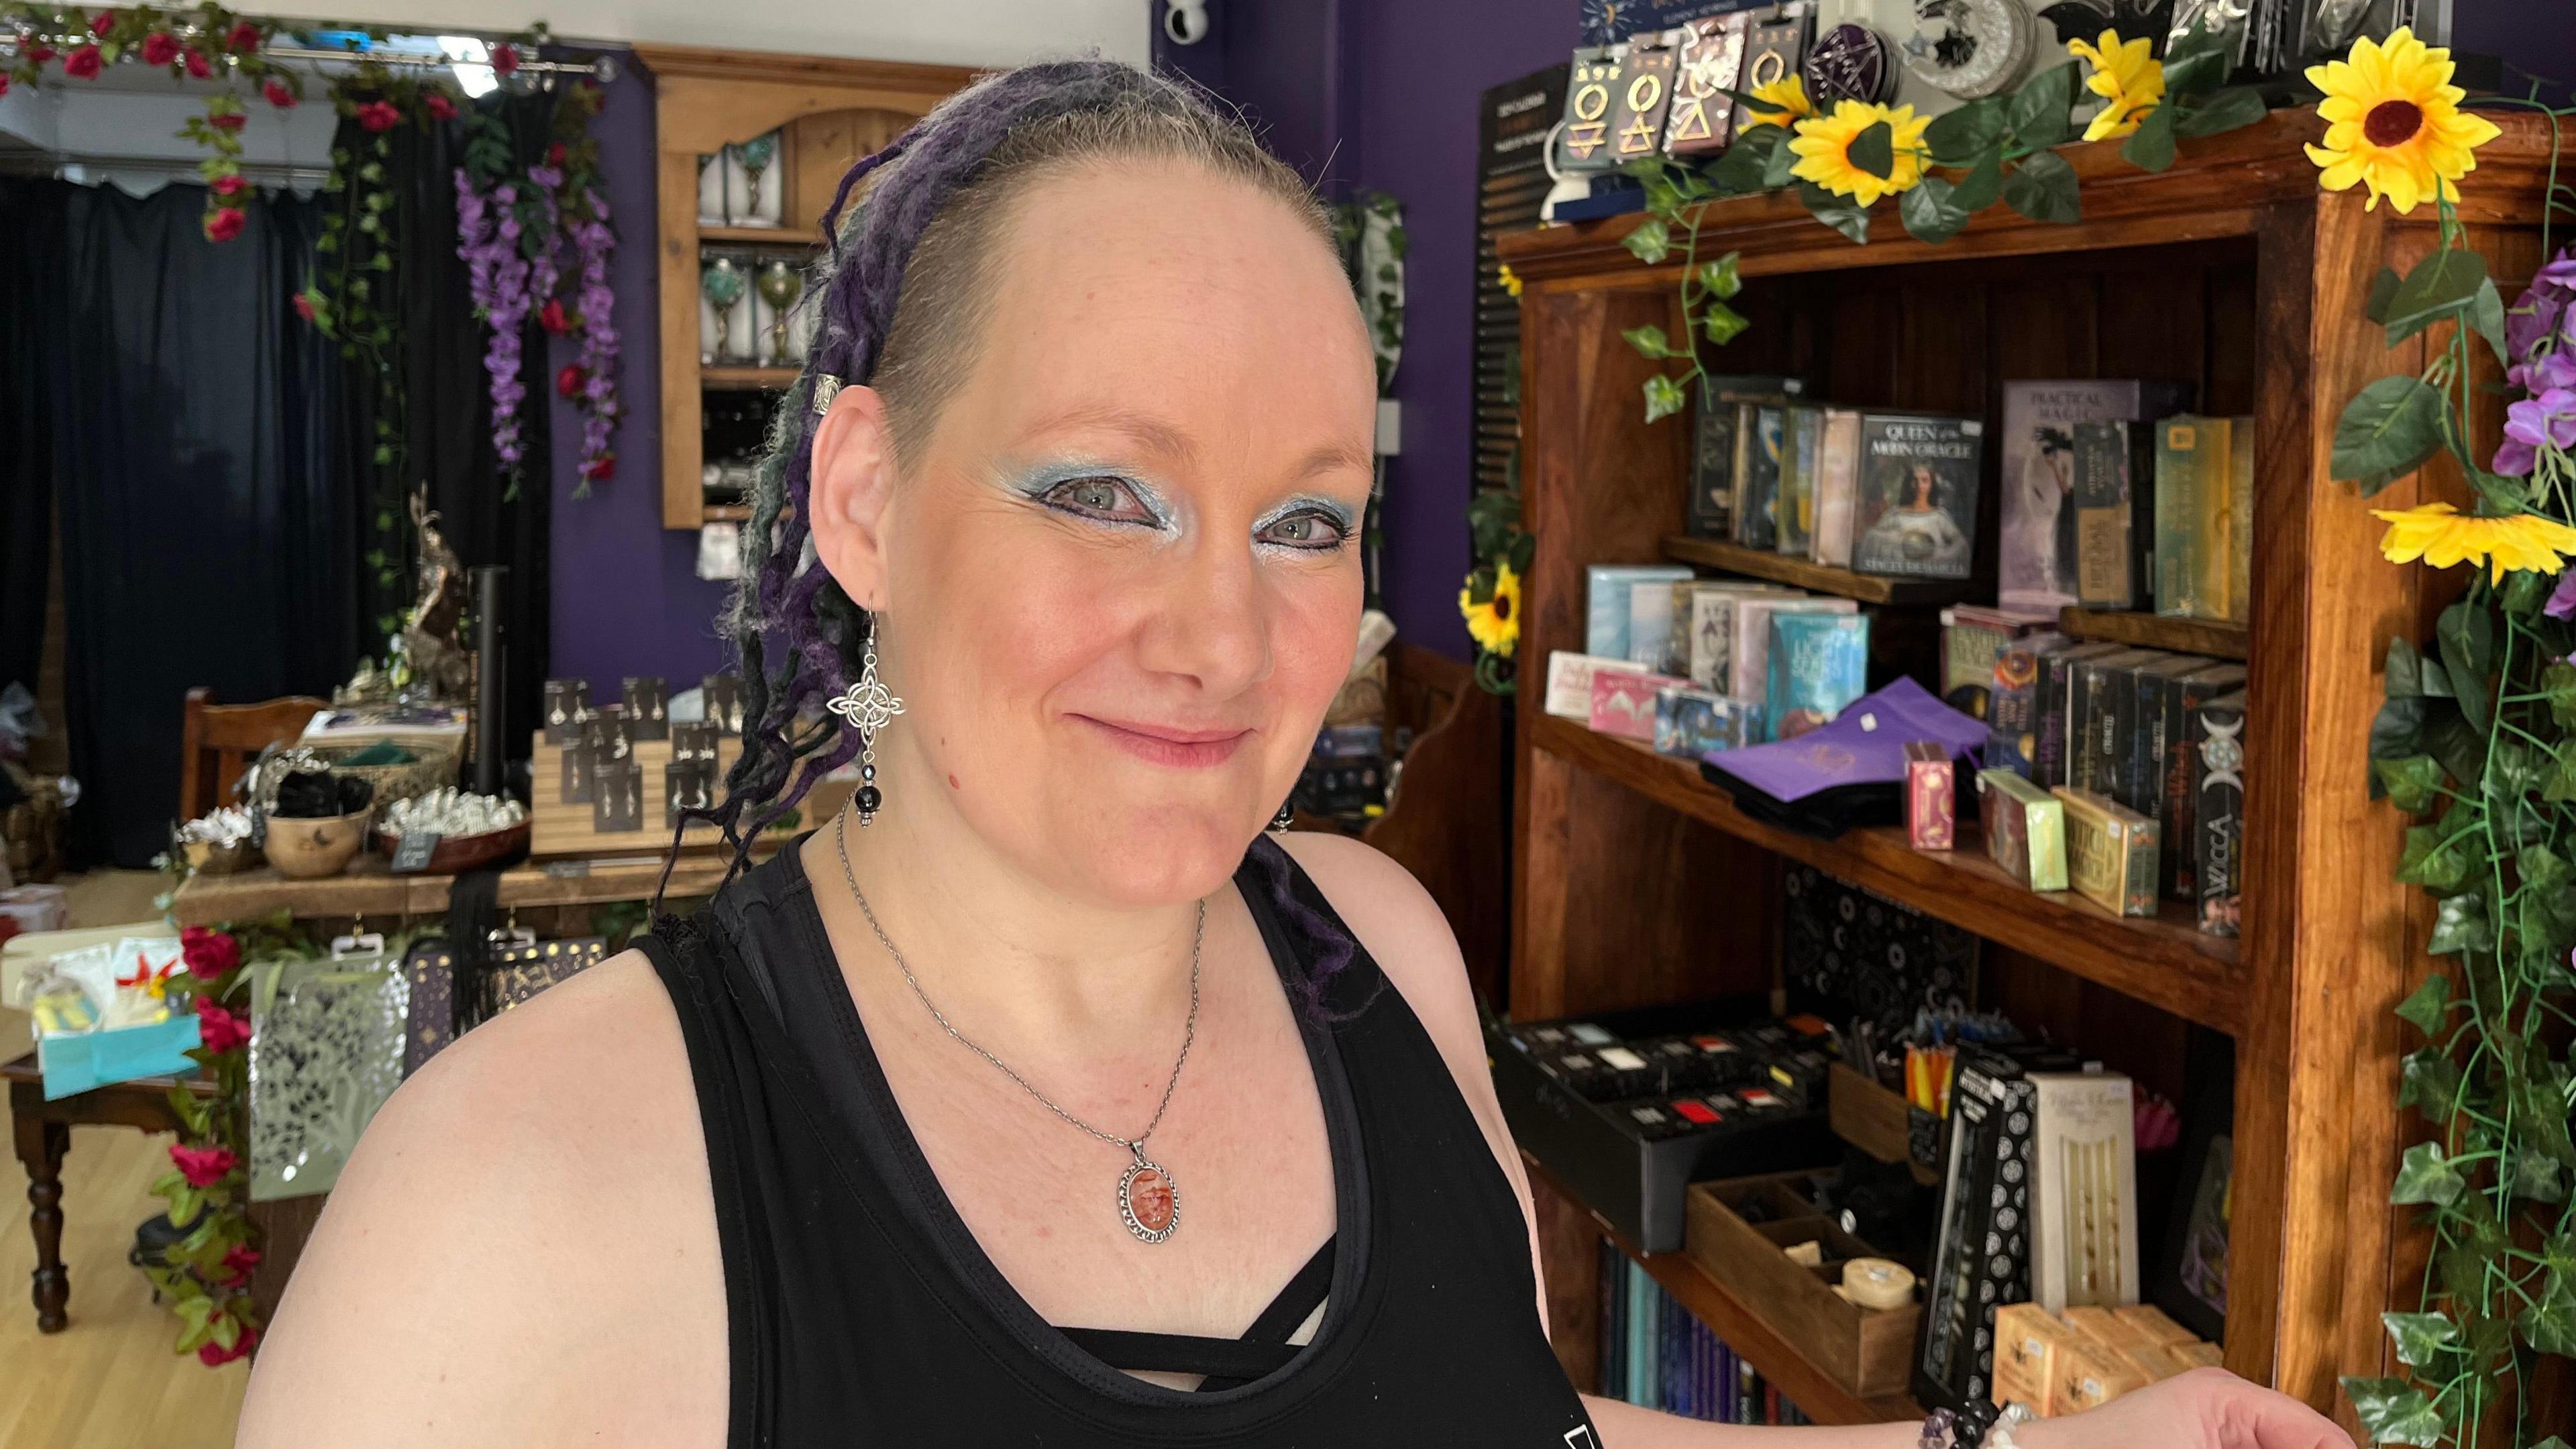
[1498,111,2562,1432]
[635,45,975,530]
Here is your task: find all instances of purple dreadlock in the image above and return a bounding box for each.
[676,58,1331,894]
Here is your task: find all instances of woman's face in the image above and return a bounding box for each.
[810,160,1377,908]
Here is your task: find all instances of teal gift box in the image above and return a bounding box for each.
[38,1014,201,1100]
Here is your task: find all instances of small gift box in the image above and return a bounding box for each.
[1904,741,1955,850]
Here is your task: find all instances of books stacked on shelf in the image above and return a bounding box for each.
[1998,381,2194,614]
[1598,1244,1818,1425]
[1686,390,1984,582]
[1555,565,1874,759]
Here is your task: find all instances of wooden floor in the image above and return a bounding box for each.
[3,869,247,1447]
[1,1126,248,1448]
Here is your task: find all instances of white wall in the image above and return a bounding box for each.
[254,0,1151,69]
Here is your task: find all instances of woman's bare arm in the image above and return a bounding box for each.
[235,953,727,1449]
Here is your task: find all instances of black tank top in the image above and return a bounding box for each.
[638,836,1598,1446]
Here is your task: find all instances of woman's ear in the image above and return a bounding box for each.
[808,384,898,611]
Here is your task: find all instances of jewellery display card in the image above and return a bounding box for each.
[559,733,594,804]
[672,720,720,767]
[592,759,645,833]
[542,679,590,745]
[1664,15,1748,158]
[665,759,716,826]
[1605,31,1680,164]
[623,676,671,741]
[702,672,746,735]
[1556,45,1626,173]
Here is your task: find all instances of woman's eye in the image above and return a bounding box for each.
[1042,476,1157,524]
[1258,509,1350,550]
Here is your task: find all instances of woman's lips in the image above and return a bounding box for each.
[1071,714,1252,768]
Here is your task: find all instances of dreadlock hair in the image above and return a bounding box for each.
[680,58,1333,891]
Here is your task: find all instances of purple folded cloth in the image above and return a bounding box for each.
[1702,677,1988,804]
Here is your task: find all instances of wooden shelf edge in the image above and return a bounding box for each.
[1527,712,2244,1033]
[2057,606,2250,661]
[697,223,820,246]
[701,365,800,389]
[166,851,761,926]
[1524,1153,1922,1426]
[1661,535,1970,606]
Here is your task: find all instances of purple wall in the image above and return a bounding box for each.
[1161,1,1575,661]
[546,56,734,690]
[2458,0,2575,100]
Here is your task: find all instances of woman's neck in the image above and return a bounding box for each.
[803,739,1208,1054]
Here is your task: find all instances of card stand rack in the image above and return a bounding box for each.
[528,733,742,859]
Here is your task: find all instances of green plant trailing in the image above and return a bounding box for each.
[2337,105,2576,1449]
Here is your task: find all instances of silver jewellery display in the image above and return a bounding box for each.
[824,623,904,826]
[835,809,1201,1244]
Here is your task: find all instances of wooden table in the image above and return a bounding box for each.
[166,849,749,926]
[5,1051,219,1333]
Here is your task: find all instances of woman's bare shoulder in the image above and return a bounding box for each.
[237,949,727,1448]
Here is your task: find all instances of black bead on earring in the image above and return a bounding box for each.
[1270,798,1295,833]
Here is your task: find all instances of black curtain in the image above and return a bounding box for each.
[0,179,68,710]
[44,179,357,866]
[330,92,558,765]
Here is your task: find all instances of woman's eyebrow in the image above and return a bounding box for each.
[1015,402,1194,464]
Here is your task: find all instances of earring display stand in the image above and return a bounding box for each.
[529,731,738,857]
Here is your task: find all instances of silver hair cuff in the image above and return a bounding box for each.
[811,373,844,415]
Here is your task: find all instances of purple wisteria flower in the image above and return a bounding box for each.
[2546,569,2576,621]
[2508,249,2576,394]
[2498,388,2576,479]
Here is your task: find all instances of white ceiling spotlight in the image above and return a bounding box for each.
[437,36,497,98]
[1163,0,1210,46]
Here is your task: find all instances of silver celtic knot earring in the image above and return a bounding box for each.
[825,621,903,826]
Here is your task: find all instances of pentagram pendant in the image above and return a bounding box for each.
[1118,1146,1179,1244]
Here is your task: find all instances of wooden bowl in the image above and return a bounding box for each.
[370,820,529,875]
[262,808,372,879]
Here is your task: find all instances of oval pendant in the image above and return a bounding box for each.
[1118,1152,1179,1244]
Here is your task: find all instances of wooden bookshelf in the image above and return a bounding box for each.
[1532,712,2243,1031]
[1527,1154,1922,1426]
[2058,606,2250,660]
[1661,535,1971,605]
[1499,110,2566,1426]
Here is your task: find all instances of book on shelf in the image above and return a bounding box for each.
[2068,648,2162,798]
[1765,611,1870,741]
[2153,417,2243,623]
[1587,564,1695,659]
[1984,630,2069,780]
[1545,650,1633,720]
[2033,641,2125,790]
[1940,604,2058,718]
[2070,419,2158,612]
[1631,578,1689,672]
[2053,786,2159,918]
[1595,1242,1813,1424]
[1735,405,1787,551]
[1854,413,1982,580]
[1729,594,1857,701]
[2190,690,2247,937]
[1690,378,1805,537]
[1776,405,1821,558]
[2228,422,2253,627]
[2001,380,2193,612]
[2146,661,2246,898]
[1813,407,1864,567]
[1682,580,1796,692]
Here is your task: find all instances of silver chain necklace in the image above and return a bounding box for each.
[835,805,1200,1243]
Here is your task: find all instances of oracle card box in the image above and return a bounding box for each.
[1904,741,1955,850]
[1591,667,1688,742]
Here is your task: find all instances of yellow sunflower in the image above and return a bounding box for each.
[2068,29,2163,142]
[1743,74,1814,129]
[1788,100,1931,208]
[2305,25,2502,214]
[1460,560,1522,658]
[2371,502,2576,582]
